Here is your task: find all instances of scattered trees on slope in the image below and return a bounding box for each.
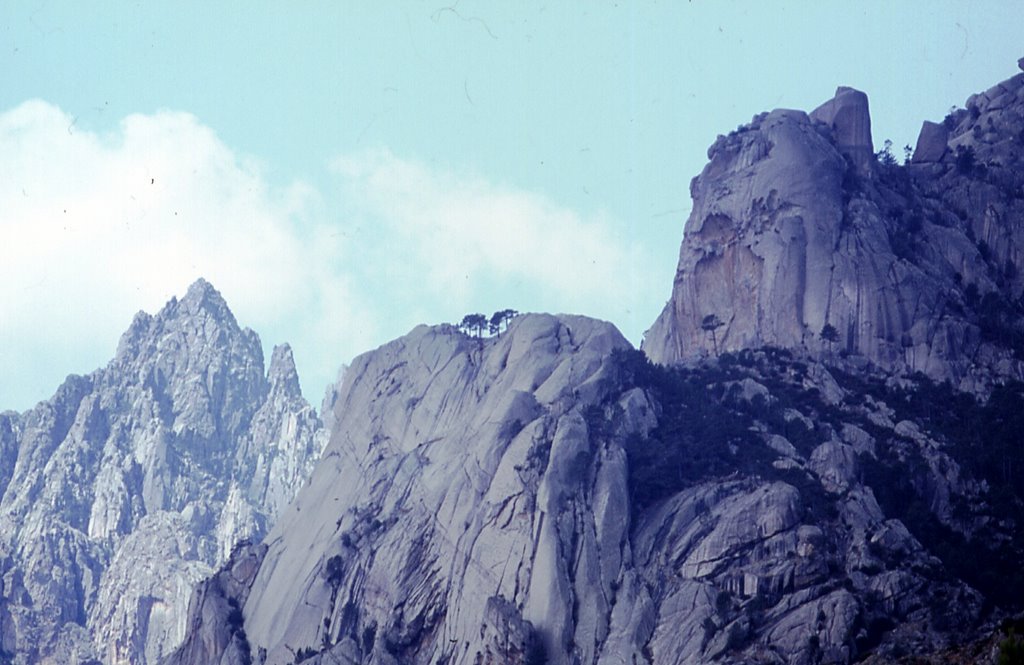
[613,348,779,513]
[490,309,518,334]
[832,369,1024,612]
[876,138,898,167]
[618,345,1024,614]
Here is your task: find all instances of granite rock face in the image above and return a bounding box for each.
[911,120,948,164]
[809,86,874,171]
[167,315,643,665]
[0,279,325,664]
[644,70,1024,392]
[156,60,1024,665]
[241,315,634,665]
[165,320,1005,665]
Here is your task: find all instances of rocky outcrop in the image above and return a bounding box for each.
[809,86,874,171]
[163,542,266,665]
[160,60,1024,665]
[911,120,948,164]
[645,66,1024,392]
[238,314,633,665]
[165,319,1008,665]
[234,344,324,542]
[643,103,862,366]
[0,279,325,664]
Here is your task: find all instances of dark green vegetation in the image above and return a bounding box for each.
[615,348,770,512]
[613,347,1024,614]
[833,369,1024,613]
[969,289,1024,359]
[1000,622,1024,665]
[455,309,519,337]
[614,347,832,518]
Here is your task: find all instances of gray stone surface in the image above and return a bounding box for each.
[644,67,1024,393]
[80,59,1024,665]
[165,323,987,665]
[911,120,948,163]
[810,86,875,171]
[0,279,325,663]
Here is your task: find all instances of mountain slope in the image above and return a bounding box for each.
[0,279,325,664]
[169,315,641,664]
[167,319,1019,665]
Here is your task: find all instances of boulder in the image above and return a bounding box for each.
[911,120,948,163]
[810,86,875,171]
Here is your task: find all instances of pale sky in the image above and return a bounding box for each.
[2,2,1022,411]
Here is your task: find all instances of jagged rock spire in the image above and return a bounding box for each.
[177,277,239,327]
[267,344,302,401]
[0,279,325,664]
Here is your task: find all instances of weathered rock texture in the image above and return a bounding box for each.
[0,279,325,664]
[911,120,948,164]
[156,60,1024,665]
[809,86,874,171]
[165,319,1015,665]
[645,69,1024,392]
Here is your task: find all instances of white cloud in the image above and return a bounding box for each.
[0,100,372,410]
[332,148,658,336]
[0,103,660,412]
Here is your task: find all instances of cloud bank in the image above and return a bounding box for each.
[1,102,657,411]
[0,100,369,409]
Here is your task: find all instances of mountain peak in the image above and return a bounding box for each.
[645,59,1024,390]
[184,276,216,298]
[267,344,302,400]
[113,279,243,364]
[178,278,234,322]
[0,280,323,663]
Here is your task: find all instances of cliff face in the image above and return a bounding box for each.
[0,279,325,664]
[242,315,635,665]
[168,315,645,665]
[167,65,1024,665]
[644,68,1024,391]
[166,319,1013,665]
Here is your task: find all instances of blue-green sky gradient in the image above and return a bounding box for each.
[2,2,1022,410]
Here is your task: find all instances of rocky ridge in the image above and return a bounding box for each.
[166,318,1023,665]
[159,61,1024,664]
[0,279,326,664]
[644,65,1024,392]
